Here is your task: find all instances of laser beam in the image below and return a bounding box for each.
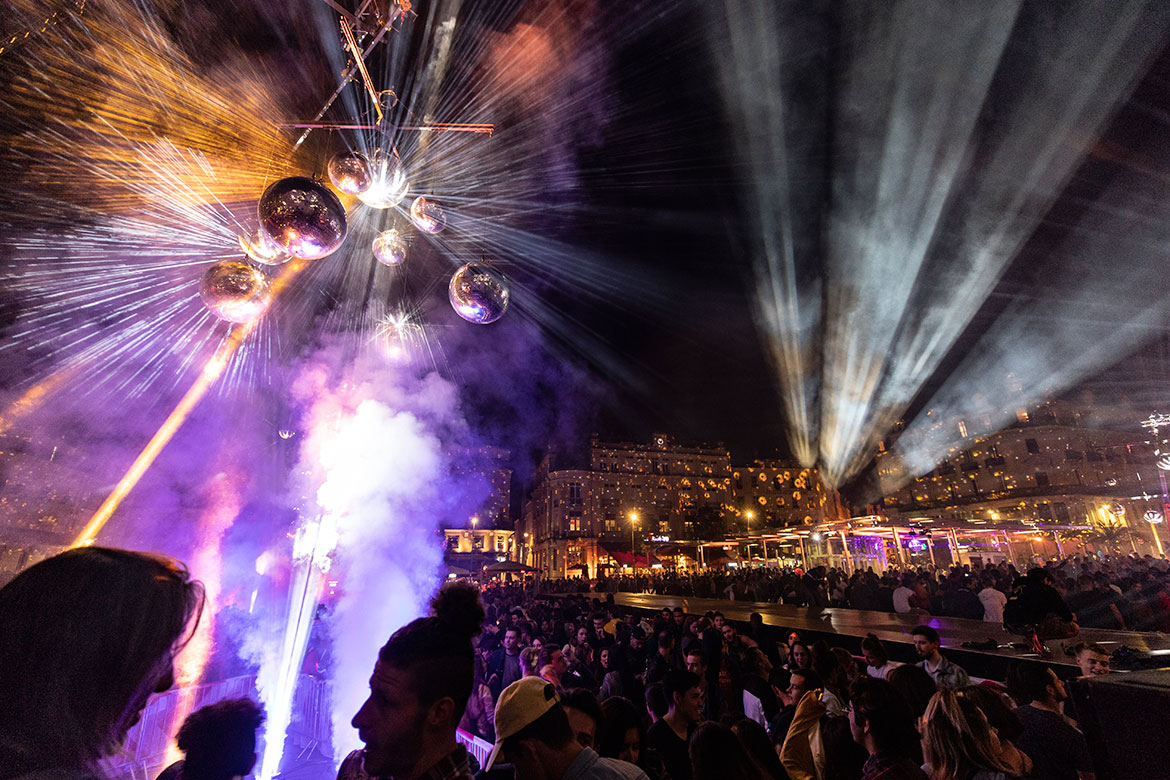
[72,260,306,547]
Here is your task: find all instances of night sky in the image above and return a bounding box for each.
[552,2,1170,475]
[3,0,1170,494]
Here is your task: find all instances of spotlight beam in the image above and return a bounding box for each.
[0,365,80,435]
[714,0,1170,488]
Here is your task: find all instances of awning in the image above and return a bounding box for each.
[483,560,539,573]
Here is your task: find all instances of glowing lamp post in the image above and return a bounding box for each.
[745,510,759,566]
[629,511,640,574]
[1141,414,1170,558]
[1145,510,1165,556]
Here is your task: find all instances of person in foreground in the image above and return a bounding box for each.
[0,547,205,780]
[912,626,970,689]
[486,676,649,780]
[847,677,927,780]
[920,689,1020,780]
[156,698,265,780]
[688,722,763,780]
[644,670,702,780]
[1007,664,1094,780]
[341,581,485,780]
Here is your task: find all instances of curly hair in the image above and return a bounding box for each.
[177,698,264,780]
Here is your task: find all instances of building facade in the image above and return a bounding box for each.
[876,401,1169,555]
[442,527,517,569]
[519,434,843,578]
[439,446,517,573]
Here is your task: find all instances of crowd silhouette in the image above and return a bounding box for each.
[0,546,1138,779]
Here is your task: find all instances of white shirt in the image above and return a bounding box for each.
[867,661,897,680]
[743,689,767,729]
[979,587,1007,623]
[893,585,914,613]
[820,688,845,717]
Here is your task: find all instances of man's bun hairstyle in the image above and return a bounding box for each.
[430,580,485,643]
[378,581,485,719]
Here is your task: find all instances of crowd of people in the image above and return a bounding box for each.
[542,553,1170,633]
[0,546,1128,780]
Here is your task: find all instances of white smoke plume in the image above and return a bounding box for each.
[288,351,477,762]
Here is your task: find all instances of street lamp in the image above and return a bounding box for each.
[628,511,639,574]
[471,515,479,529]
[744,510,756,567]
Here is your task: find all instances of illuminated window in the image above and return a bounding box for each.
[958,421,968,438]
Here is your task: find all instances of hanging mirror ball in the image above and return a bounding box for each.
[1144,510,1164,524]
[449,262,509,324]
[1110,502,1126,517]
[357,152,409,209]
[327,151,373,195]
[238,229,290,265]
[200,260,271,323]
[258,176,348,259]
[372,228,407,266]
[410,196,447,233]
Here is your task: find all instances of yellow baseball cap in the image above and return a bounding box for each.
[485,677,561,770]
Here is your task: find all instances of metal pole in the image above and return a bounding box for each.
[799,535,808,569]
[892,528,906,567]
[927,535,937,568]
[1002,532,1016,565]
[839,531,854,574]
[1054,531,1065,557]
[762,538,768,568]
